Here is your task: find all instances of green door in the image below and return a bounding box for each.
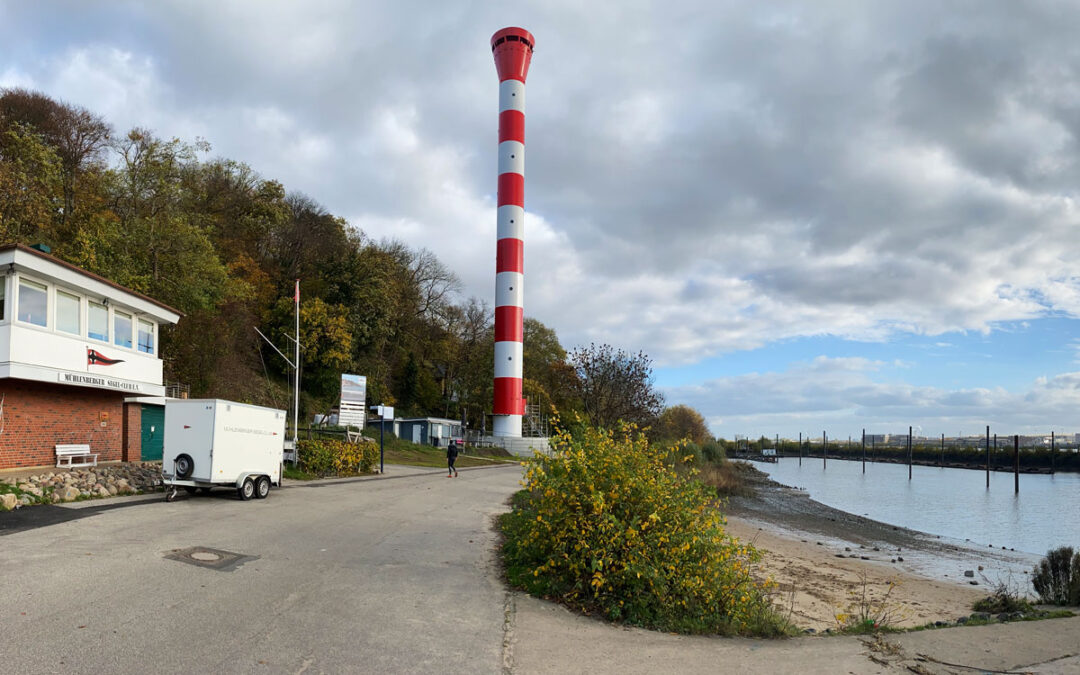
[140,404,165,461]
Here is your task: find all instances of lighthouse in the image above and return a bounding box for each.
[491,27,534,438]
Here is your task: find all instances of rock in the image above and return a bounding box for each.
[803,628,816,634]
[977,565,983,571]
[957,616,968,624]
[18,495,32,506]
[94,486,111,498]
[997,613,1011,622]
[56,486,79,502]
[1010,611,1024,621]
[969,580,979,585]
[18,483,43,497]
[891,559,897,563]
[0,493,16,510]
[845,547,851,551]
[816,541,823,546]
[897,556,904,562]
[106,485,118,496]
[835,554,846,558]
[964,570,974,577]
[861,556,870,560]
[971,612,990,621]
[48,492,60,503]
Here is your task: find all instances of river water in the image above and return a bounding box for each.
[756,457,1080,557]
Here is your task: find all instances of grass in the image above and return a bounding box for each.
[696,460,758,497]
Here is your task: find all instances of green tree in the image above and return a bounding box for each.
[0,123,61,241]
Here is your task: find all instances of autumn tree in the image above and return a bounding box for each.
[653,404,711,445]
[568,343,664,430]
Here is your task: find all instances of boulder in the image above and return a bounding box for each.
[0,493,16,510]
[56,486,80,502]
[964,570,975,577]
[18,484,43,497]
[94,486,111,498]
[18,494,32,506]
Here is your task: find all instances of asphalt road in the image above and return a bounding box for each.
[3,463,1079,674]
[0,465,521,674]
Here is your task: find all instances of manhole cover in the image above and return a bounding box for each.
[164,546,257,571]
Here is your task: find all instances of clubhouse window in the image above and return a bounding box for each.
[56,290,81,335]
[138,319,154,354]
[88,302,109,342]
[114,310,133,349]
[18,279,47,327]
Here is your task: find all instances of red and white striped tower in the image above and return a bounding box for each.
[491,27,534,438]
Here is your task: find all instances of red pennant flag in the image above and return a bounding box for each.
[294,279,300,303]
[88,349,125,366]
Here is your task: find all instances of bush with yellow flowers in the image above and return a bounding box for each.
[501,422,789,636]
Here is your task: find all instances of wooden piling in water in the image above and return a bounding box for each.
[940,433,944,466]
[798,432,802,466]
[823,431,827,469]
[1014,434,1020,494]
[861,428,866,473]
[1051,431,1055,472]
[985,425,990,489]
[908,426,912,480]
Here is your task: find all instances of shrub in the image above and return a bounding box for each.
[702,440,726,464]
[973,576,1033,614]
[1031,547,1080,605]
[297,439,378,477]
[501,423,788,636]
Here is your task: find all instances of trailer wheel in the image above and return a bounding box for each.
[238,477,255,501]
[254,475,271,499]
[175,453,194,479]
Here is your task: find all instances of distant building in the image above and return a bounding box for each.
[367,416,463,448]
[0,244,181,469]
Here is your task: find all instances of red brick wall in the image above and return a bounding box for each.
[0,379,125,470]
[122,402,142,462]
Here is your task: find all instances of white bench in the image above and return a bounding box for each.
[56,444,99,468]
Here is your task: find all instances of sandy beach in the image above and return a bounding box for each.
[721,465,1037,631]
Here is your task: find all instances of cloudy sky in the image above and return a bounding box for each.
[4,0,1080,440]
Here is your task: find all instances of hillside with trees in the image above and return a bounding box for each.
[0,88,700,437]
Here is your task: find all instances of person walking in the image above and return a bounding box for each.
[447,439,460,478]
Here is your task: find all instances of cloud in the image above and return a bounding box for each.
[5,1,1080,366]
[666,356,1080,439]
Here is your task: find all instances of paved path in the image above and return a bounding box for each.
[1,463,1077,674]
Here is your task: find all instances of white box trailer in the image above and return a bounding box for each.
[162,399,286,502]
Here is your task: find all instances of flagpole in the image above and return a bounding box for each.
[294,279,300,445]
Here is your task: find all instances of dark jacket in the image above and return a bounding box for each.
[447,443,460,460]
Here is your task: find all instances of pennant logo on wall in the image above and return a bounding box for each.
[88,349,125,366]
